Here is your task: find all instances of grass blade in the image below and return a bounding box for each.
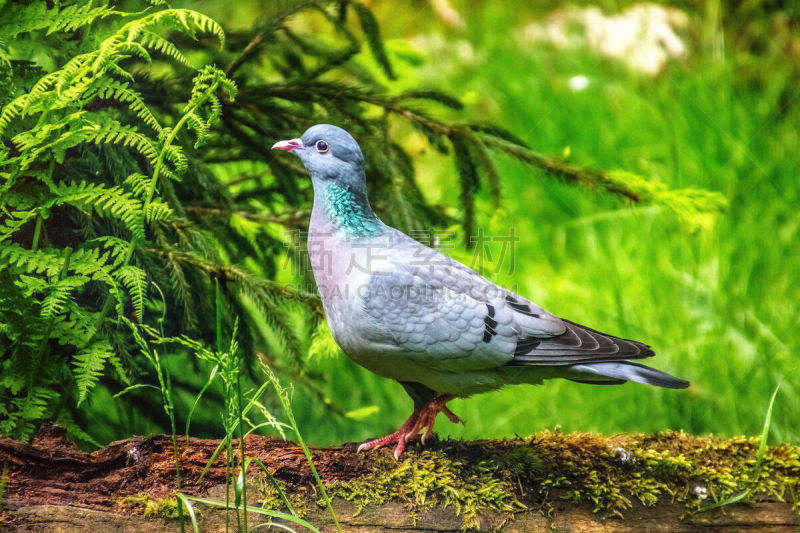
[699,381,782,512]
[197,379,275,482]
[185,363,219,442]
[236,373,248,531]
[176,494,200,533]
[244,457,297,516]
[249,521,299,532]
[113,383,160,398]
[183,495,319,532]
[262,364,341,533]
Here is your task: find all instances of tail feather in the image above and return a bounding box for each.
[568,361,689,389]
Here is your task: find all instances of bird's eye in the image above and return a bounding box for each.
[315,140,329,153]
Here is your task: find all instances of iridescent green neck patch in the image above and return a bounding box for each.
[323,183,381,236]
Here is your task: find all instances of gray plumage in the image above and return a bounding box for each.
[273,124,688,424]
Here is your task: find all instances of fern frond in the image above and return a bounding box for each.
[113,265,147,319]
[138,30,192,66]
[54,53,92,98]
[144,200,174,224]
[0,244,66,277]
[41,276,88,319]
[0,92,33,138]
[86,236,131,266]
[0,387,57,441]
[10,115,159,173]
[184,111,209,147]
[93,79,163,134]
[90,119,158,162]
[127,9,225,50]
[0,2,121,41]
[0,210,37,242]
[52,302,104,347]
[68,247,117,285]
[13,273,49,294]
[49,181,145,240]
[159,143,188,178]
[46,2,122,34]
[73,338,114,405]
[123,173,151,198]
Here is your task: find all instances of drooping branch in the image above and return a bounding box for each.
[183,205,311,229]
[147,247,324,315]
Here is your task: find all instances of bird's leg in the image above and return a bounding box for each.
[440,404,461,424]
[413,394,459,444]
[357,394,460,459]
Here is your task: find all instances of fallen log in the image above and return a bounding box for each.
[1,426,798,531]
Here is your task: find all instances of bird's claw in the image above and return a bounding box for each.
[393,441,405,461]
[356,394,459,458]
[420,426,433,445]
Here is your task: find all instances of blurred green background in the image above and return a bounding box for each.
[82,0,798,446]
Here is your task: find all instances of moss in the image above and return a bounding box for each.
[527,430,800,518]
[0,463,8,511]
[117,494,180,519]
[320,430,800,530]
[257,473,311,518]
[330,447,526,529]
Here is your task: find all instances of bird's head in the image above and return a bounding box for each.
[272,124,365,190]
[273,124,380,233]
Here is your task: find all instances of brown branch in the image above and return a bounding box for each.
[2,427,798,532]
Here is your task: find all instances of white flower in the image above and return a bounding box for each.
[518,3,689,76]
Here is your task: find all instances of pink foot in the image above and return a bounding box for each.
[357,394,461,459]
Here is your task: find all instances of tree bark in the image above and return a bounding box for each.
[1,426,797,532]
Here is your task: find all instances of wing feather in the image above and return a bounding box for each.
[509,320,654,366]
[359,231,654,373]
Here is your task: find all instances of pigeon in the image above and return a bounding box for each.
[273,124,689,458]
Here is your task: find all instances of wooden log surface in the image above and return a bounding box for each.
[1,426,798,532]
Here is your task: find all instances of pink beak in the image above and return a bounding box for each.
[271,138,304,151]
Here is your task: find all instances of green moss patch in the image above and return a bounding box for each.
[527,429,800,516]
[257,474,312,518]
[332,447,528,529]
[117,494,180,519]
[262,430,800,530]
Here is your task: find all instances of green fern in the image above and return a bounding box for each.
[0,2,121,42]
[41,276,89,320]
[113,265,148,320]
[73,339,114,405]
[1,244,66,277]
[50,181,145,240]
[0,4,233,439]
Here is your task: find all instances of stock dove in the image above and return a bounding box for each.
[273,124,688,458]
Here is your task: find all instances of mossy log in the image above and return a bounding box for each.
[1,426,798,532]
